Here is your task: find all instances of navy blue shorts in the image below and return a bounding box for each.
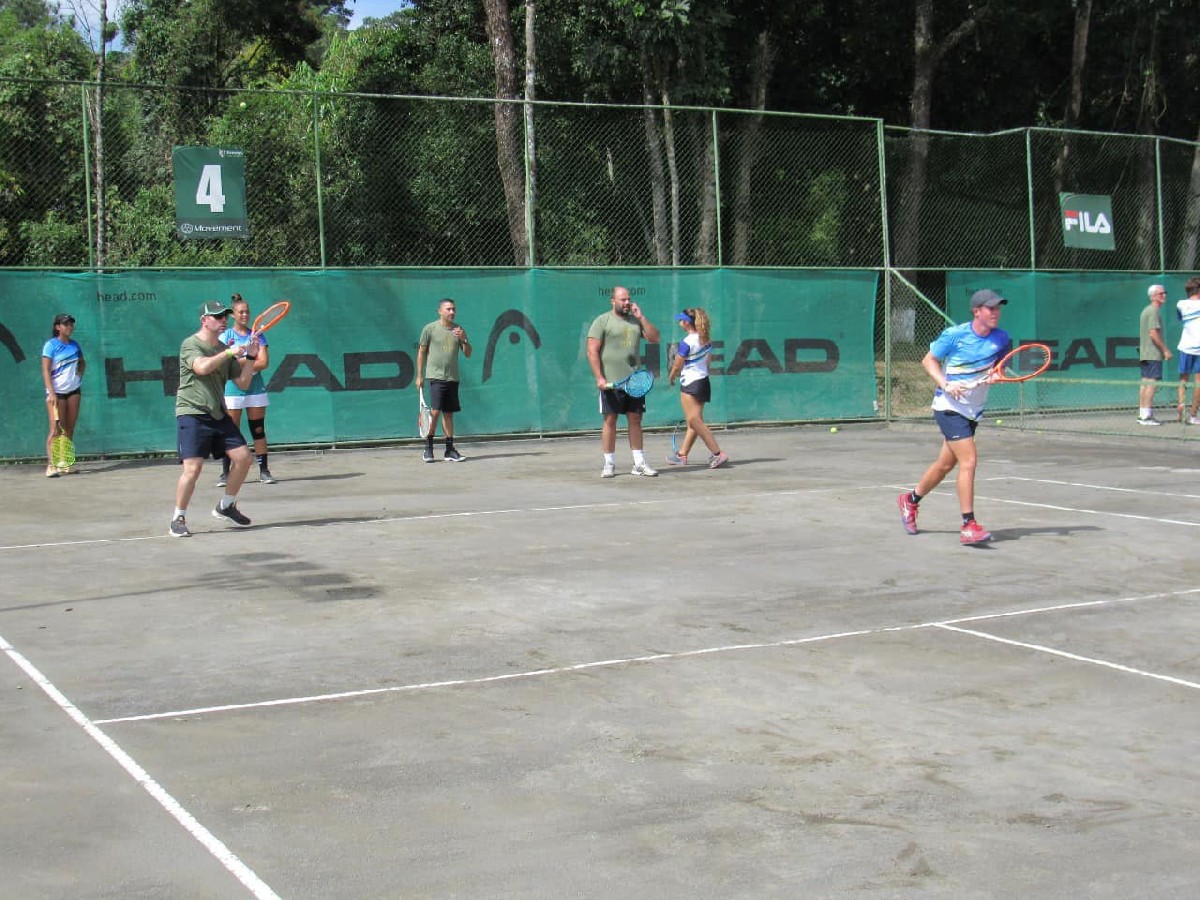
[680,377,712,403]
[599,387,646,417]
[177,413,247,461]
[1140,360,1164,380]
[934,409,978,442]
[428,379,461,413]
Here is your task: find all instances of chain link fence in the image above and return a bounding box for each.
[5,78,1200,441]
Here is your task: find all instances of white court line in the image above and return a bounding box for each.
[975,495,1200,528]
[95,587,1199,726]
[0,632,280,900]
[935,624,1200,691]
[0,483,891,554]
[990,475,1200,502]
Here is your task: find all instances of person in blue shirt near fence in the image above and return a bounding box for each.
[897,289,1011,545]
[41,313,85,477]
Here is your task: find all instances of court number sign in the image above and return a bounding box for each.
[172,147,249,240]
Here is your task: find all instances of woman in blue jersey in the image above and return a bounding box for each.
[218,294,276,485]
[41,313,85,477]
[897,289,1011,545]
[666,307,728,468]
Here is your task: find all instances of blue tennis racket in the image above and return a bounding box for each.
[606,368,654,398]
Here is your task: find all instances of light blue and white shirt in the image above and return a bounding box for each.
[676,333,712,387]
[929,322,1011,421]
[42,338,84,393]
[1176,296,1200,355]
[220,326,269,397]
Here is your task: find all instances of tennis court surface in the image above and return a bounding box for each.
[2,424,1197,898]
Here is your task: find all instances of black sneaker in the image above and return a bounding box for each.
[259,468,277,484]
[212,502,251,527]
[169,515,191,538]
[422,446,435,463]
[444,447,466,462]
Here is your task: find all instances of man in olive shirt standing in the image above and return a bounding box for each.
[587,285,661,478]
[417,298,472,462]
[1138,284,1171,425]
[170,300,260,537]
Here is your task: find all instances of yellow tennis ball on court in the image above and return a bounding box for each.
[995,419,1004,425]
[830,426,839,433]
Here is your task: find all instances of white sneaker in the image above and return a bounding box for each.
[631,462,658,477]
[1137,416,1162,426]
[601,461,615,478]
[1189,416,1200,426]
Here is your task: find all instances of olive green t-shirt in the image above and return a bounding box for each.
[1140,303,1164,361]
[587,311,644,382]
[419,321,465,382]
[176,334,236,418]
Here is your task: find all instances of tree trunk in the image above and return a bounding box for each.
[693,114,717,265]
[523,0,537,265]
[894,0,988,271]
[1135,8,1162,270]
[641,63,670,265]
[1053,0,1091,197]
[91,0,109,267]
[483,0,529,265]
[660,86,681,266]
[1177,124,1200,269]
[731,31,774,266]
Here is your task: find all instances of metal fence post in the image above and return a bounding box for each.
[313,87,327,268]
[80,84,95,271]
[876,119,892,421]
[1025,128,1036,271]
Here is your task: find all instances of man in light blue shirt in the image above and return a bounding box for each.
[897,289,1011,545]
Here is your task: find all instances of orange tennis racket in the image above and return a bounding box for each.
[251,300,291,336]
[963,343,1052,389]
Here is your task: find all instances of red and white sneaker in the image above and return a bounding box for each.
[960,519,992,545]
[897,492,919,535]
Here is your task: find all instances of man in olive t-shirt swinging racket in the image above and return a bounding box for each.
[169,300,260,538]
[587,285,661,478]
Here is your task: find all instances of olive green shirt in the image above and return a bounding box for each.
[176,334,236,418]
[587,311,644,382]
[1140,303,1164,361]
[419,321,466,381]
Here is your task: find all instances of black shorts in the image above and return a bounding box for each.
[177,413,248,461]
[428,379,461,413]
[53,388,82,400]
[599,388,646,417]
[680,377,712,403]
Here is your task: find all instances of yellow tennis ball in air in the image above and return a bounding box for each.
[239,101,247,109]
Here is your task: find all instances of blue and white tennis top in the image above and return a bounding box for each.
[676,333,713,387]
[219,326,269,396]
[42,337,84,393]
[929,322,1011,421]
[1176,297,1200,355]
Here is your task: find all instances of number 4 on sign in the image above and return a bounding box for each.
[195,164,226,213]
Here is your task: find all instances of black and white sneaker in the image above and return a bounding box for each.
[215,471,228,487]
[212,502,251,527]
[444,447,466,462]
[169,515,191,538]
[259,468,277,484]
[422,446,436,463]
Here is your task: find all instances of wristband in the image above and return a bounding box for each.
[226,348,236,358]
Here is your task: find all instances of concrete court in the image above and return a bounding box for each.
[1,423,1197,899]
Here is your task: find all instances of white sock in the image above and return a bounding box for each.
[220,494,236,509]
[632,449,646,466]
[1140,407,1151,419]
[173,508,186,519]
[604,453,615,465]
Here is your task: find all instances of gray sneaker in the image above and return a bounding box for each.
[169,515,191,538]
[215,470,227,487]
[259,468,277,484]
[212,502,251,527]
[631,462,658,477]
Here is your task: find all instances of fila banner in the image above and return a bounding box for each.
[1059,193,1114,251]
